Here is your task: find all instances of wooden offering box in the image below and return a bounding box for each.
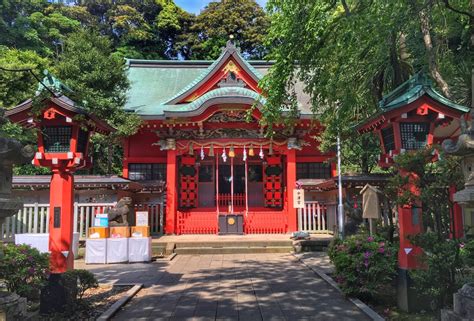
[88,227,109,239]
[131,226,150,237]
[109,226,130,238]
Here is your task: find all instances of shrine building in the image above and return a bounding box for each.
[122,41,335,235]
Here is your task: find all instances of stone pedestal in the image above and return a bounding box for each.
[441,283,474,320]
[0,292,27,320]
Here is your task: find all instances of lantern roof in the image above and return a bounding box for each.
[379,72,469,113]
[6,81,115,135]
[357,72,469,133]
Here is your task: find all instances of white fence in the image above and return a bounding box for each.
[1,202,165,241]
[298,201,333,233]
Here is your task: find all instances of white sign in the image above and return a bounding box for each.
[136,211,149,226]
[293,189,305,209]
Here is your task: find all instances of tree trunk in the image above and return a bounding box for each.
[417,1,452,98]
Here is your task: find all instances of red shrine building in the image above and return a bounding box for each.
[122,41,335,235]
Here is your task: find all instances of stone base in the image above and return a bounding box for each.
[0,292,27,320]
[40,274,67,315]
[397,268,430,312]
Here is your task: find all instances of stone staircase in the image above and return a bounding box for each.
[152,237,332,256]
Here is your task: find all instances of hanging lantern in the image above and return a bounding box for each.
[209,144,215,157]
[269,141,273,155]
[189,142,194,155]
[248,144,255,157]
[229,145,235,158]
[200,145,205,160]
[243,145,247,161]
[222,147,227,162]
[259,145,264,159]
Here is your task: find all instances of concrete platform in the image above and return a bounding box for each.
[151,234,333,255]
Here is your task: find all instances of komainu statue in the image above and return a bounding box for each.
[106,197,132,226]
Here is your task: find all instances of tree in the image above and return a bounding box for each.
[181,0,270,60]
[261,0,472,173]
[55,29,141,174]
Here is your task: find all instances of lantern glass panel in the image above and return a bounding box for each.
[42,126,72,152]
[400,122,429,150]
[77,129,88,153]
[381,126,395,152]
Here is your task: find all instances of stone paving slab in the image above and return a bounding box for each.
[79,253,369,320]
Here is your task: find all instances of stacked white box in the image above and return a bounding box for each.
[106,238,128,263]
[85,238,107,264]
[128,237,152,262]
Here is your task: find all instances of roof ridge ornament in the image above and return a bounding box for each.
[223,35,241,54]
[36,70,73,96]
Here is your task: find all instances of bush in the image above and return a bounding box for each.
[410,234,474,309]
[328,233,398,301]
[63,269,98,301]
[0,243,49,300]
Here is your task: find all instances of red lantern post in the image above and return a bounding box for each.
[6,74,114,312]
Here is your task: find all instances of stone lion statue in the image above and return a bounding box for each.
[106,197,132,226]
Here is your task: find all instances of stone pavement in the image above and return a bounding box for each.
[80,253,369,321]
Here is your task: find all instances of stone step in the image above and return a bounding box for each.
[174,241,293,248]
[293,239,331,253]
[175,246,293,255]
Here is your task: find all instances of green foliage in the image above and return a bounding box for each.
[386,147,464,237]
[410,234,474,309]
[328,233,398,301]
[0,243,49,300]
[261,0,472,171]
[55,29,141,174]
[63,269,98,300]
[0,46,51,108]
[182,0,270,59]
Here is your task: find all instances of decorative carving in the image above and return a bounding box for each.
[207,111,248,123]
[105,197,132,226]
[217,72,245,88]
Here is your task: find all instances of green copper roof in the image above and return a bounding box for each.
[124,41,313,118]
[135,87,265,118]
[162,41,263,105]
[379,72,469,113]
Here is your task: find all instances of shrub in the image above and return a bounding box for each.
[63,269,98,300]
[328,233,398,301]
[410,234,474,309]
[0,243,49,300]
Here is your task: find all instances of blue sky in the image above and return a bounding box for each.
[175,0,267,14]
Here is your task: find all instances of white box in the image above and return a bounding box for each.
[106,238,128,263]
[85,238,107,264]
[15,233,80,258]
[128,237,152,263]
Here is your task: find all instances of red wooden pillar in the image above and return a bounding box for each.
[397,170,424,311]
[449,185,464,239]
[165,149,177,234]
[49,169,74,274]
[287,149,297,232]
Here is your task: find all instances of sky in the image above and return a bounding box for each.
[175,0,267,14]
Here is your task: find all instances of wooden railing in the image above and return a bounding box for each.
[1,201,165,241]
[217,193,246,207]
[297,201,331,233]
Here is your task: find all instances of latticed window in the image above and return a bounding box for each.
[400,122,430,150]
[296,162,331,180]
[42,126,72,152]
[129,163,166,181]
[381,126,395,152]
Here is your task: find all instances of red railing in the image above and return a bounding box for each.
[217,193,246,207]
[244,211,288,234]
[177,211,218,234]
